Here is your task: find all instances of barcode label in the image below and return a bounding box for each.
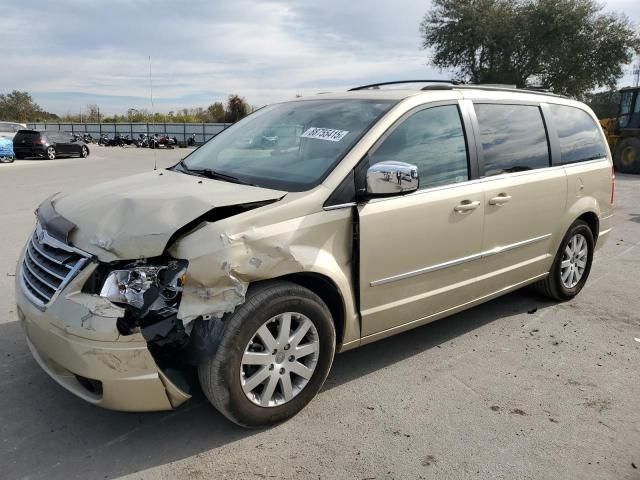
[301,127,349,142]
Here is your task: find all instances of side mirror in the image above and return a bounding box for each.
[366,161,419,196]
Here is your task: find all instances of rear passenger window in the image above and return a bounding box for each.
[369,105,469,190]
[475,104,550,176]
[548,105,608,164]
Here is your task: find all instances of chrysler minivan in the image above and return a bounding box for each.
[15,82,614,427]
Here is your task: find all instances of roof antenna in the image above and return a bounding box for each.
[149,55,157,171]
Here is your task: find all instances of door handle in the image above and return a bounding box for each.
[454,200,481,213]
[488,194,512,206]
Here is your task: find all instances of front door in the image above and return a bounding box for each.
[358,103,484,338]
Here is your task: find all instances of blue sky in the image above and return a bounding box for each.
[1,0,638,115]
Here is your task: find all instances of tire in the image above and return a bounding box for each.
[46,147,56,160]
[0,156,14,163]
[80,146,89,158]
[613,138,640,174]
[198,280,336,428]
[534,220,594,301]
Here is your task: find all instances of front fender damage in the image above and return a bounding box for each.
[176,229,303,324]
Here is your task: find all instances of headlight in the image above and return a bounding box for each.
[99,260,187,312]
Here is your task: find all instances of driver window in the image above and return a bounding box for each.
[369,105,469,190]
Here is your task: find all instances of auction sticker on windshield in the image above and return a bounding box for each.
[301,127,349,142]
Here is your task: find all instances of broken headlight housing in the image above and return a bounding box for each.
[99,259,188,316]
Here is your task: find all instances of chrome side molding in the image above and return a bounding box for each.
[370,233,552,287]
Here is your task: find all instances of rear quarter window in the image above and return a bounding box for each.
[548,105,608,164]
[474,104,550,176]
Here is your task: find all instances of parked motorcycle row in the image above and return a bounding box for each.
[92,133,180,149]
[64,132,199,149]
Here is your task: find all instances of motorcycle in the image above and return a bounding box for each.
[98,134,112,146]
[115,134,134,147]
[187,133,197,146]
[149,134,177,149]
[136,133,150,148]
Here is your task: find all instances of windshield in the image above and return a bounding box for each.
[179,99,395,191]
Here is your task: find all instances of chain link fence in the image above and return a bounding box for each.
[26,122,231,144]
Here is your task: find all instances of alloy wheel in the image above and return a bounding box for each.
[560,233,588,288]
[47,147,55,160]
[240,312,320,407]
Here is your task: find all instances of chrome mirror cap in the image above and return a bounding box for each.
[366,161,419,196]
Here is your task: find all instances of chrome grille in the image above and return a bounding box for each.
[20,226,90,307]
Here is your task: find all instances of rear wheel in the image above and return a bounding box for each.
[46,147,56,160]
[534,220,594,301]
[614,138,640,174]
[198,281,336,428]
[0,156,14,163]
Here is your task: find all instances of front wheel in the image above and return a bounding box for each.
[80,146,89,158]
[198,281,336,428]
[534,220,594,301]
[0,155,14,163]
[46,147,56,160]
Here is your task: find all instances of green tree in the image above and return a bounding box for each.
[225,94,249,123]
[584,90,621,119]
[420,0,640,98]
[206,101,226,122]
[0,90,57,122]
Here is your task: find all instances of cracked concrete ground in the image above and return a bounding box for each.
[0,147,638,480]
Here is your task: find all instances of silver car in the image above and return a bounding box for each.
[0,121,27,139]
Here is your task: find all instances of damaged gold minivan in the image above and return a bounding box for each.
[16,82,614,427]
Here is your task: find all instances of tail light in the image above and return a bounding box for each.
[35,137,45,145]
[611,166,615,205]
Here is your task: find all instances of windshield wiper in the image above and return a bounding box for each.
[175,160,255,186]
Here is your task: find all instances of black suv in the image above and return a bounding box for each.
[13,130,90,160]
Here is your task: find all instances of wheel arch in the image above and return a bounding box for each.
[576,211,599,242]
[270,272,346,349]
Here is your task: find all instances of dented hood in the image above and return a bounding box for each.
[52,169,285,261]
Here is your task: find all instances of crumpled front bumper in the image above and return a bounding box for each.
[15,256,191,412]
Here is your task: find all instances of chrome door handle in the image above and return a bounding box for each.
[488,194,512,205]
[454,200,481,213]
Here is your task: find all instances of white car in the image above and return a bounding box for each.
[0,121,27,139]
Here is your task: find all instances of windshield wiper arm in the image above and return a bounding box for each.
[179,163,254,186]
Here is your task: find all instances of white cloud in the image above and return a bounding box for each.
[0,0,637,114]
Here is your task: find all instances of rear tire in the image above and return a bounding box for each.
[46,147,56,160]
[534,220,594,301]
[198,281,336,428]
[0,156,14,163]
[613,138,640,174]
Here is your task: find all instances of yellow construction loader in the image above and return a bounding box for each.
[600,86,640,173]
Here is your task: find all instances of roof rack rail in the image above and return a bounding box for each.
[420,83,567,98]
[455,84,566,98]
[348,80,462,91]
